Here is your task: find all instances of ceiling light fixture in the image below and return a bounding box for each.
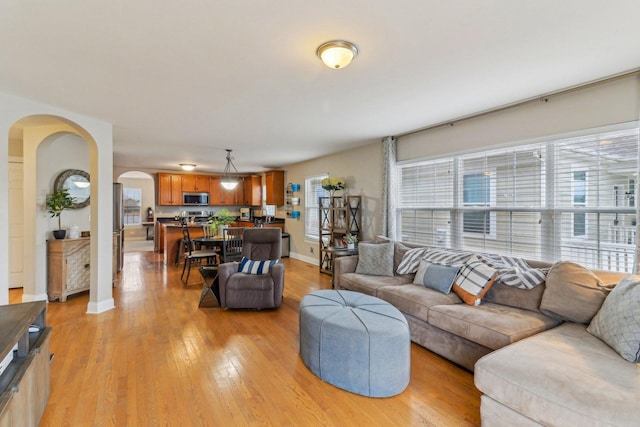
[221,149,240,190]
[180,163,196,171]
[316,40,358,69]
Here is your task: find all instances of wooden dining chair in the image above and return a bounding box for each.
[180,218,219,285]
[221,227,245,263]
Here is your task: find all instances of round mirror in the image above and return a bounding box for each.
[54,169,91,209]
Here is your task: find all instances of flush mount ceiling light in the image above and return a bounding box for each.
[221,149,240,190]
[316,40,358,69]
[180,163,196,171]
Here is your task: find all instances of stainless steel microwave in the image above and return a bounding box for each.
[183,192,209,206]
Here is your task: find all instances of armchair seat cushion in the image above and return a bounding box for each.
[226,273,275,291]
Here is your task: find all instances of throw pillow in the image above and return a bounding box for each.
[587,275,640,363]
[413,260,459,294]
[452,256,498,306]
[540,261,608,324]
[396,247,430,274]
[355,242,394,277]
[238,257,278,275]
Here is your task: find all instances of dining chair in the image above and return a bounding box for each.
[180,218,219,285]
[221,227,245,263]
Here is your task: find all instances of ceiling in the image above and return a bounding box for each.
[1,1,639,173]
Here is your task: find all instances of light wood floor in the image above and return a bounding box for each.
[11,251,481,426]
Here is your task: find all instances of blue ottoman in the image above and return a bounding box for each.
[299,290,410,397]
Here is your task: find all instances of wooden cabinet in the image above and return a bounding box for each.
[0,301,51,427]
[210,176,238,205]
[242,175,262,206]
[181,175,210,192]
[47,238,91,302]
[265,170,285,206]
[158,173,183,205]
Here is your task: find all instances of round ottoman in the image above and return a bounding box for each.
[299,290,410,397]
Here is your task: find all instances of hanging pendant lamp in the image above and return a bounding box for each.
[221,149,239,190]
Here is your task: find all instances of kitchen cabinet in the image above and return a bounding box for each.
[209,176,238,205]
[158,173,183,206]
[242,175,262,206]
[181,175,210,192]
[47,238,91,302]
[265,170,285,206]
[0,301,51,427]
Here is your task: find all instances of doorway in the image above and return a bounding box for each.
[117,171,155,253]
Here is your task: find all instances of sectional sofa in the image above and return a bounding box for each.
[333,238,639,426]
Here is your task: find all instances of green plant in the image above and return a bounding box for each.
[46,189,75,230]
[209,208,236,227]
[344,233,358,244]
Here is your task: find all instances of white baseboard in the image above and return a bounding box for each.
[20,293,49,303]
[86,298,115,314]
[290,252,318,266]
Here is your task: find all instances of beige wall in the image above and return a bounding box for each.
[284,139,382,264]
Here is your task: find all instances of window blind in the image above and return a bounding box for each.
[397,124,639,272]
[305,174,328,240]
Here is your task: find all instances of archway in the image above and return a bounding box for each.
[5,114,115,313]
[117,171,156,255]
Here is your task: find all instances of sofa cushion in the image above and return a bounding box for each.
[540,261,608,324]
[413,260,459,294]
[452,256,498,306]
[377,284,462,323]
[339,273,412,297]
[355,242,394,277]
[588,275,640,363]
[429,302,560,350]
[475,323,640,427]
[483,282,546,313]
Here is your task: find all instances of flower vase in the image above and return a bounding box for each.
[347,243,355,250]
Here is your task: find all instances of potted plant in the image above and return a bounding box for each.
[344,233,358,250]
[209,208,236,236]
[46,189,75,239]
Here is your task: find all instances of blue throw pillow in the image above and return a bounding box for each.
[239,257,278,275]
[417,261,459,294]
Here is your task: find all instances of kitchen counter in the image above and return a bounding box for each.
[161,222,209,265]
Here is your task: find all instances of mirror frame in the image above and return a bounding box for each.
[54,169,91,209]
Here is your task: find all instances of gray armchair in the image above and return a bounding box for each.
[218,228,285,309]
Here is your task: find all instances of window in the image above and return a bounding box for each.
[305,174,328,240]
[123,188,142,225]
[397,125,639,273]
[462,172,495,236]
[572,171,586,237]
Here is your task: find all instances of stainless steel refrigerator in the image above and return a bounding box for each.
[113,183,124,272]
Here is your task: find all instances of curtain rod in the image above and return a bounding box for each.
[398,68,640,138]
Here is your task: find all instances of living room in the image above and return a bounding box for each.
[1,2,640,425]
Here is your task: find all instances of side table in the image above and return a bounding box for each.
[198,265,219,307]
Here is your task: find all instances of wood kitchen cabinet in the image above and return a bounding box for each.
[47,238,91,302]
[243,175,262,206]
[265,170,285,206]
[181,175,210,192]
[158,173,183,205]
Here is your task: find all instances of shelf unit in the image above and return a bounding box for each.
[285,183,301,219]
[319,195,361,275]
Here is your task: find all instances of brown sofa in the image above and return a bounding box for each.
[333,239,639,426]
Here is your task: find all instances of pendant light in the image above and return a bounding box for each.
[221,149,239,190]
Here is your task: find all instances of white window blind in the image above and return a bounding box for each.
[397,125,639,272]
[305,174,328,240]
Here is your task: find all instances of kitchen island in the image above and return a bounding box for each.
[161,222,208,265]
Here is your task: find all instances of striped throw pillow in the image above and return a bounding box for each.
[453,256,498,306]
[239,257,279,275]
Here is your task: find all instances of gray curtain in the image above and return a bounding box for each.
[381,136,397,238]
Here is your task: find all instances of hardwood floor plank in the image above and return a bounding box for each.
[12,250,481,426]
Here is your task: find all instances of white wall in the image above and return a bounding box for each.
[284,140,383,264]
[38,133,91,236]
